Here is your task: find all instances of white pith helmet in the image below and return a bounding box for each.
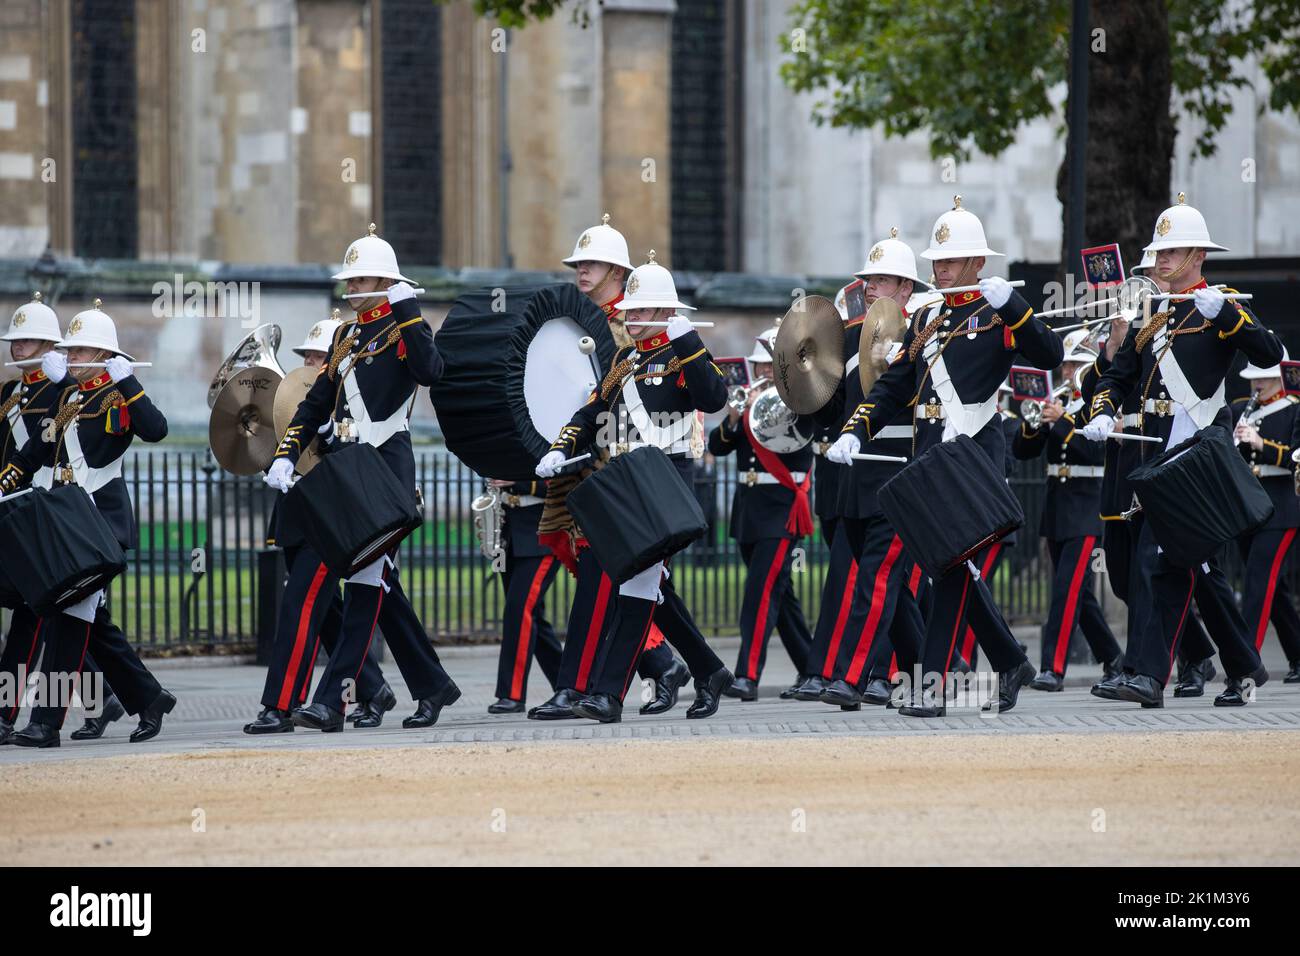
[59,298,133,360]
[1143,193,1228,254]
[615,251,695,311]
[562,213,634,272]
[332,223,415,283]
[294,310,343,357]
[920,195,1003,260]
[2,291,61,343]
[855,227,930,287]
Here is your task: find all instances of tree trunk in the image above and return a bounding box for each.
[1057,0,1175,282]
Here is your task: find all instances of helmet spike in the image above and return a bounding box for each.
[367,222,377,236]
[32,291,42,302]
[1177,192,1186,205]
[601,213,611,226]
[647,249,657,263]
[889,226,899,238]
[331,308,341,320]
[93,297,102,309]
[953,195,962,209]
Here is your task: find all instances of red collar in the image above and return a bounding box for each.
[600,292,623,319]
[80,372,112,392]
[1174,278,1209,295]
[1259,390,1286,407]
[357,301,392,325]
[21,369,47,385]
[635,332,670,352]
[942,290,981,307]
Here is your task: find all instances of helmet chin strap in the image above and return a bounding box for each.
[591,264,623,307]
[1159,248,1199,289]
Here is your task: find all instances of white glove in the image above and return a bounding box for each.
[41,350,67,383]
[535,450,566,478]
[665,314,694,341]
[979,276,1013,309]
[1193,286,1226,319]
[1080,414,1114,442]
[317,419,335,442]
[105,355,133,383]
[264,458,295,493]
[827,433,861,465]
[387,281,416,304]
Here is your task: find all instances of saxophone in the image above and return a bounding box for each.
[471,480,504,564]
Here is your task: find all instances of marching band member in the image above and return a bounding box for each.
[267,225,460,731]
[1,294,118,743]
[529,218,687,721]
[1082,194,1282,707]
[486,476,564,713]
[816,232,932,709]
[536,253,734,722]
[1233,353,1300,682]
[830,198,1061,717]
[1012,331,1122,689]
[1,301,176,747]
[708,327,813,700]
[244,313,396,734]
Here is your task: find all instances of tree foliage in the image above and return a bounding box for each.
[781,0,1300,161]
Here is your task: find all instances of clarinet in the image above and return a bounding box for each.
[1234,393,1261,446]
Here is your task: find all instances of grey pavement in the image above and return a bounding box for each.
[2,627,1298,766]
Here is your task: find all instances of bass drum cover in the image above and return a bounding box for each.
[428,283,615,481]
[877,435,1024,579]
[0,486,127,616]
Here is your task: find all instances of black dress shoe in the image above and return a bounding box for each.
[792,674,828,701]
[862,677,893,706]
[10,722,60,748]
[686,667,733,719]
[1285,660,1300,684]
[1091,671,1127,700]
[723,676,758,701]
[403,682,462,728]
[819,679,862,707]
[898,693,946,718]
[291,702,345,733]
[1115,674,1164,708]
[347,682,396,726]
[528,688,586,720]
[352,683,398,729]
[571,693,622,723]
[1029,670,1064,692]
[1215,666,1269,706]
[0,715,13,745]
[1102,655,1124,681]
[243,707,295,735]
[1173,658,1216,697]
[488,698,526,714]
[780,675,809,700]
[130,690,177,743]
[997,660,1037,712]
[641,659,690,715]
[70,695,126,740]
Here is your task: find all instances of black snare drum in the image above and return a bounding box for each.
[284,442,422,576]
[0,485,127,616]
[567,446,707,584]
[877,434,1024,578]
[1128,425,1273,567]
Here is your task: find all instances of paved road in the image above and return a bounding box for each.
[3,630,1298,765]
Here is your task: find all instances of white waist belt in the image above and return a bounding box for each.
[743,470,807,487]
[1121,399,1179,427]
[915,404,946,423]
[609,438,693,457]
[1252,464,1290,478]
[874,424,913,440]
[1046,464,1104,479]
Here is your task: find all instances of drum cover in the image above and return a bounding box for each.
[567,446,707,584]
[284,442,422,577]
[1129,425,1273,567]
[0,486,126,616]
[877,435,1024,578]
[428,283,615,481]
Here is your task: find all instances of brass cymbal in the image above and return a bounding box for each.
[771,294,842,414]
[274,365,322,476]
[208,365,284,476]
[858,297,909,395]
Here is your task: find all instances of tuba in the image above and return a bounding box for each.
[747,385,813,454]
[471,481,505,564]
[207,324,287,475]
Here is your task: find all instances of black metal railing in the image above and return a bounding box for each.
[99,448,1288,648]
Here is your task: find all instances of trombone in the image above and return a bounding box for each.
[728,376,771,413]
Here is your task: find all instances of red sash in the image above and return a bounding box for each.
[742,419,813,537]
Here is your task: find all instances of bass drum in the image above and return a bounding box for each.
[428,283,615,481]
